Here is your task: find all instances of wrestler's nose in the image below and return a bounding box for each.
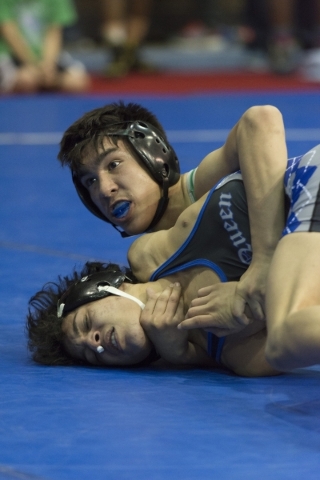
[87,330,102,350]
[99,173,118,198]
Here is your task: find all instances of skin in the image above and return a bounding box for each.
[61,106,320,373]
[61,274,212,368]
[78,139,163,236]
[78,106,288,331]
[102,0,152,46]
[0,21,89,93]
[61,280,277,376]
[61,190,280,377]
[143,145,320,373]
[265,231,320,371]
[62,292,152,366]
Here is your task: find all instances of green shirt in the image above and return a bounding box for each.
[0,0,77,58]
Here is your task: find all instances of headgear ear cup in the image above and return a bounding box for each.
[122,121,180,187]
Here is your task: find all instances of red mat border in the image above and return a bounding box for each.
[89,70,320,95]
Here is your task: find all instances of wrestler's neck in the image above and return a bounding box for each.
[151,174,192,232]
[121,267,218,313]
[120,278,209,353]
[119,278,176,307]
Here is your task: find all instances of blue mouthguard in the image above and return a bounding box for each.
[112,201,130,219]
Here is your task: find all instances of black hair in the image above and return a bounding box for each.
[58,100,167,173]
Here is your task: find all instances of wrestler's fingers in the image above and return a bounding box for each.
[162,283,182,317]
[141,287,175,318]
[232,296,251,326]
[188,294,210,309]
[177,314,218,330]
[148,283,182,317]
[140,290,160,326]
[246,299,265,322]
[196,285,214,297]
[178,317,245,336]
[142,288,160,314]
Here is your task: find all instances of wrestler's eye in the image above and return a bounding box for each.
[84,177,96,188]
[83,316,91,333]
[80,175,96,188]
[108,161,120,171]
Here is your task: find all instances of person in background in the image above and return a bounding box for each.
[0,0,90,93]
[268,0,320,75]
[101,0,155,77]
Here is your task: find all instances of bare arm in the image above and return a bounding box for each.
[37,25,62,87]
[191,105,287,323]
[195,105,286,260]
[194,105,286,208]
[0,21,37,64]
[140,283,280,376]
[41,25,62,68]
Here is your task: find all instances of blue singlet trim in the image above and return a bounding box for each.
[150,172,243,282]
[152,259,227,283]
[150,188,216,282]
[216,337,226,363]
[207,333,226,364]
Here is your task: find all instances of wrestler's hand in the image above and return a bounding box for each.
[140,283,189,363]
[233,258,270,324]
[179,282,253,337]
[38,61,57,88]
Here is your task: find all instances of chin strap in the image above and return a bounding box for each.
[145,197,169,233]
[97,285,145,310]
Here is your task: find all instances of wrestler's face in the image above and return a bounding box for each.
[78,138,161,235]
[62,296,152,366]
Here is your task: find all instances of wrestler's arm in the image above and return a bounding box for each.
[39,25,63,85]
[0,21,38,64]
[189,105,287,323]
[140,283,279,376]
[139,284,215,366]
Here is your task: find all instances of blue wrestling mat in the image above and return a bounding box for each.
[1,91,320,479]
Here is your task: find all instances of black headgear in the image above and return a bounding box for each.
[72,121,180,237]
[57,270,132,317]
[57,269,160,366]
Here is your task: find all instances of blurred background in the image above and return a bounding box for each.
[66,0,320,82]
[1,2,320,479]
[2,0,320,95]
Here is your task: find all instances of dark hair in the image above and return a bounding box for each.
[58,101,167,173]
[26,261,138,366]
